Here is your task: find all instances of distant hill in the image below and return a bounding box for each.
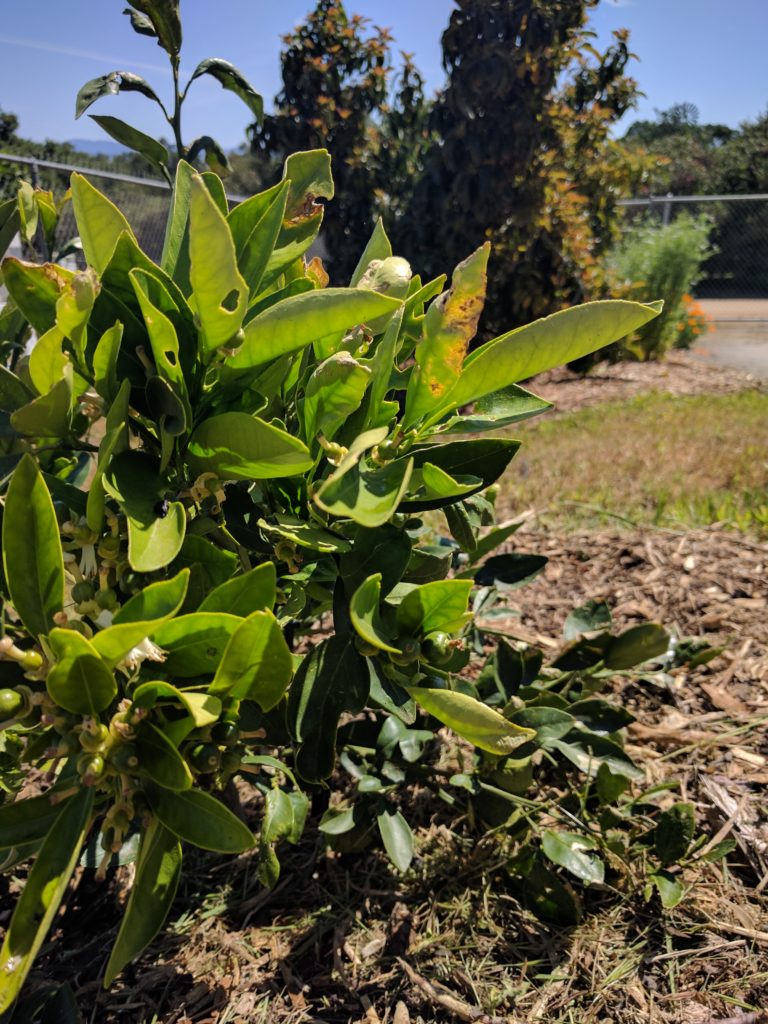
[67,138,128,157]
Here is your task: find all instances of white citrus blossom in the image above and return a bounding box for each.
[120,637,167,673]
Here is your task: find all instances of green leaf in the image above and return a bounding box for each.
[199,562,276,616]
[209,611,293,709]
[350,218,392,286]
[75,70,164,119]
[127,0,181,57]
[302,352,371,444]
[227,288,403,373]
[439,383,553,435]
[649,870,686,909]
[341,524,411,599]
[70,173,136,275]
[605,624,669,669]
[362,306,403,429]
[188,173,247,354]
[654,803,695,867]
[187,136,231,176]
[349,574,400,654]
[17,181,38,244]
[564,601,612,641]
[257,787,296,887]
[0,792,75,851]
[29,326,68,396]
[468,521,524,564]
[405,686,535,756]
[11,368,73,439]
[151,612,240,676]
[0,787,93,1014]
[86,422,125,532]
[402,545,452,584]
[2,454,64,637]
[169,534,236,609]
[318,807,357,835]
[428,299,664,425]
[541,830,604,885]
[187,412,312,481]
[188,58,263,120]
[550,731,643,780]
[132,681,221,727]
[0,197,20,261]
[396,579,473,636]
[161,159,194,286]
[46,629,117,715]
[130,269,188,401]
[146,785,254,853]
[315,455,413,528]
[257,515,351,554]
[0,257,73,334]
[0,364,33,413]
[90,569,189,666]
[568,699,634,735]
[227,182,289,299]
[473,553,547,588]
[129,502,186,573]
[288,634,370,783]
[103,820,181,986]
[135,722,193,790]
[508,707,574,748]
[401,438,520,513]
[405,243,489,427]
[102,450,186,571]
[377,807,413,872]
[57,265,100,371]
[595,763,629,804]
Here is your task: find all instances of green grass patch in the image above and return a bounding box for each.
[497,389,768,535]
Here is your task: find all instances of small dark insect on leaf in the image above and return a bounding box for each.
[154,499,170,519]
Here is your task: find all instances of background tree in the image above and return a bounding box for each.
[623,103,733,195]
[371,54,434,229]
[249,0,392,280]
[391,1,645,336]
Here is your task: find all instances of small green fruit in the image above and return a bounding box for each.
[0,688,24,719]
[72,580,95,603]
[211,720,240,747]
[354,636,380,658]
[389,638,421,666]
[109,743,139,773]
[188,743,221,773]
[422,632,453,666]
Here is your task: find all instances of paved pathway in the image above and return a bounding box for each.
[693,300,768,378]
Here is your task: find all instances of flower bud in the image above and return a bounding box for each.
[79,723,110,753]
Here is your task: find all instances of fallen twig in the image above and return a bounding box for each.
[398,957,514,1024]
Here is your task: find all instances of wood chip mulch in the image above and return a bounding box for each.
[507,523,767,708]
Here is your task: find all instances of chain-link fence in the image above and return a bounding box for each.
[0,153,247,264]
[618,194,768,322]
[2,153,766,326]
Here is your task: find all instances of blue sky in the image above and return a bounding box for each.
[0,0,766,150]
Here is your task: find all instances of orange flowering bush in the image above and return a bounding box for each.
[673,293,714,349]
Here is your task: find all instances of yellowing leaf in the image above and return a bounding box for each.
[405,686,535,755]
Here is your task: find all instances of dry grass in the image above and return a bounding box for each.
[498,391,768,535]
